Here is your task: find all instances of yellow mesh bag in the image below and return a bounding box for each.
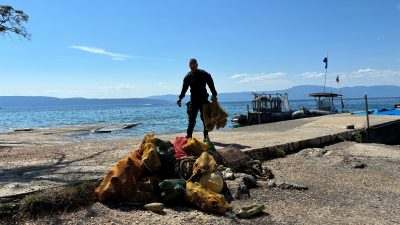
[185,181,229,214]
[181,138,208,156]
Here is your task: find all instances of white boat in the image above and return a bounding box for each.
[232,92,293,125]
[292,92,344,119]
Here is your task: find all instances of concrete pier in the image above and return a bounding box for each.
[209,114,400,159]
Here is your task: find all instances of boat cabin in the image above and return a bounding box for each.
[252,95,283,113]
[245,93,292,124]
[308,92,343,112]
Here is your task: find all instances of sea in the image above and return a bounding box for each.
[1,97,399,140]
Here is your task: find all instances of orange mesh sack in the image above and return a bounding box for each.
[185,181,229,214]
[181,138,208,156]
[141,134,162,173]
[203,100,228,131]
[94,148,144,202]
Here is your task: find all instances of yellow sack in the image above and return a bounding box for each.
[181,138,208,157]
[203,100,228,131]
[94,148,144,202]
[141,134,162,173]
[94,134,161,203]
[186,181,229,214]
[191,152,218,178]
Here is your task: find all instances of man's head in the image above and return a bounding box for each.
[189,58,198,72]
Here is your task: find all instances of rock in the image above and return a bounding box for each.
[276,182,308,190]
[144,202,164,213]
[266,180,276,188]
[312,149,328,157]
[224,172,260,200]
[225,180,250,200]
[14,128,33,132]
[345,157,367,169]
[222,168,235,180]
[236,173,257,189]
[351,162,367,169]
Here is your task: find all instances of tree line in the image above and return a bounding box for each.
[0,5,30,39]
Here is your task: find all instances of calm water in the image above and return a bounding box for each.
[1,97,399,140]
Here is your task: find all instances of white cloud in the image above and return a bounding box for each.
[98,84,136,90]
[157,82,175,91]
[69,45,176,62]
[230,72,286,83]
[356,68,374,73]
[350,68,400,78]
[69,45,130,61]
[230,74,249,79]
[46,89,62,93]
[301,72,324,79]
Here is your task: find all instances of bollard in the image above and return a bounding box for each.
[364,95,370,140]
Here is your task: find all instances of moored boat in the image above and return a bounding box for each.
[291,92,344,119]
[232,92,293,125]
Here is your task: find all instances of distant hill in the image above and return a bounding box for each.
[0,96,169,108]
[1,85,398,107]
[146,85,400,102]
[146,92,253,103]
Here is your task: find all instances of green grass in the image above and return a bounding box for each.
[19,180,99,216]
[21,194,49,215]
[352,130,368,143]
[0,203,16,216]
[274,148,286,157]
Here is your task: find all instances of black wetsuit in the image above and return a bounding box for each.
[179,69,217,138]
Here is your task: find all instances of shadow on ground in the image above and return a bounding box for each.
[212,142,251,150]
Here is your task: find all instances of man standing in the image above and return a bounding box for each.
[177,58,217,141]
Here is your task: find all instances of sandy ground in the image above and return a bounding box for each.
[7,141,399,225]
[0,114,399,197]
[0,125,184,197]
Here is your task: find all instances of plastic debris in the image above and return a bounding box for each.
[236,203,266,218]
[159,179,186,203]
[199,172,224,193]
[222,168,235,180]
[172,137,189,159]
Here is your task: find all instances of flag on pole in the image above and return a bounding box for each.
[336,75,339,83]
[323,57,328,69]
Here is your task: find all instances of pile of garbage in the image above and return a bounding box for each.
[94,134,270,215]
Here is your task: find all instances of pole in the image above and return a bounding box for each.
[364,95,370,139]
[324,68,327,93]
[323,54,328,92]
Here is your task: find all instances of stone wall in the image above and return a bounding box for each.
[243,118,400,160]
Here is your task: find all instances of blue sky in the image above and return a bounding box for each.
[1,0,400,98]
